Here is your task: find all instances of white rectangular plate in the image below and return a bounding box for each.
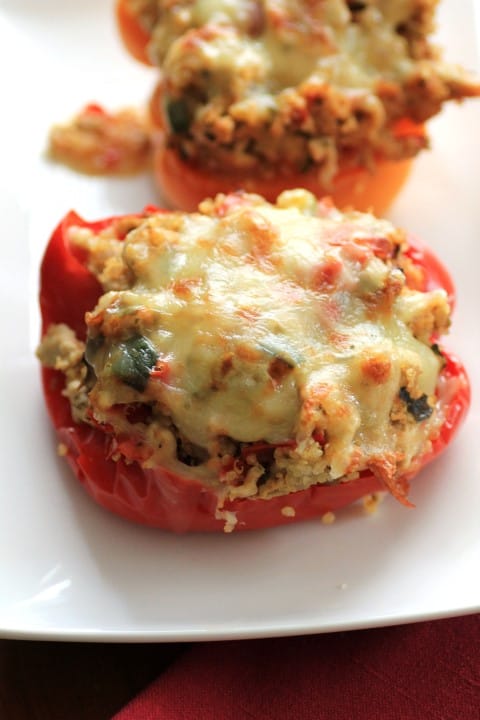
[0,0,479,642]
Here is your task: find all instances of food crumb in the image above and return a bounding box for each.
[57,443,68,457]
[363,493,383,515]
[215,508,238,533]
[48,103,152,176]
[321,511,336,525]
[281,506,296,518]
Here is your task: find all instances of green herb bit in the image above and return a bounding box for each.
[399,387,433,422]
[165,99,191,134]
[111,335,158,392]
[431,343,445,360]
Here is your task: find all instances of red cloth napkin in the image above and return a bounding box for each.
[113,614,479,719]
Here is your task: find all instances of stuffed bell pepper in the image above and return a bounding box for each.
[116,0,480,212]
[37,189,470,531]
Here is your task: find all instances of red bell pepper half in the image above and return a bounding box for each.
[39,210,470,532]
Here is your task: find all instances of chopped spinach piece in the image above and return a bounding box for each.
[166,99,191,133]
[111,335,158,392]
[431,343,445,359]
[399,387,433,422]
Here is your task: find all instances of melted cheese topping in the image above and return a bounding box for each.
[151,0,462,89]
[45,189,450,500]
